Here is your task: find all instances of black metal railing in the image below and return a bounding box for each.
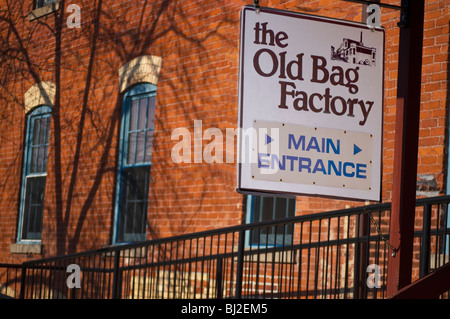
[0,263,22,299]
[1,195,450,299]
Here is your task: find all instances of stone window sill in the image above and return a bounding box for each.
[10,243,42,255]
[28,1,60,21]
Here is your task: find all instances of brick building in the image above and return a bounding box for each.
[0,0,448,278]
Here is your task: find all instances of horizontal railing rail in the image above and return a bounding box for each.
[1,195,450,299]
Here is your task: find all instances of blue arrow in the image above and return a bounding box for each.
[354,144,362,155]
[265,134,274,145]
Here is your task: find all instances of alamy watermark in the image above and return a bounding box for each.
[366,264,382,289]
[66,4,81,29]
[66,264,81,289]
[170,120,280,167]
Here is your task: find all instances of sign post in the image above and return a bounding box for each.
[387,0,425,297]
[237,6,385,201]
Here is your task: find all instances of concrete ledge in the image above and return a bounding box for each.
[28,1,60,21]
[10,243,42,255]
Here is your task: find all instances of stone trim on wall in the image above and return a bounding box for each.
[28,1,60,21]
[24,81,55,113]
[10,243,42,255]
[118,55,162,93]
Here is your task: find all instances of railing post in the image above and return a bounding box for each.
[420,202,432,278]
[19,265,26,299]
[112,250,122,299]
[357,213,369,299]
[387,0,425,297]
[215,257,223,299]
[235,230,245,299]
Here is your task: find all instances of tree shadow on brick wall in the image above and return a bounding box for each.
[0,0,242,261]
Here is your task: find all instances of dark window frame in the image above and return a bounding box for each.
[114,83,157,243]
[246,195,296,247]
[18,105,52,242]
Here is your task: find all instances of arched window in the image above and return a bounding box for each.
[114,83,157,243]
[18,105,52,241]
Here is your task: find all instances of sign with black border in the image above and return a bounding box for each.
[237,6,385,201]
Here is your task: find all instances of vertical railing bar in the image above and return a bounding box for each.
[28,266,34,299]
[276,223,283,299]
[184,239,189,298]
[255,227,261,299]
[272,224,279,299]
[159,243,165,299]
[297,221,303,299]
[217,256,223,299]
[106,251,112,299]
[288,222,295,299]
[168,242,173,299]
[151,243,157,299]
[112,250,121,299]
[155,245,159,299]
[193,239,199,300]
[208,236,213,299]
[324,217,331,299]
[333,217,338,299]
[101,253,107,299]
[306,220,312,299]
[137,247,142,299]
[59,260,66,299]
[176,241,181,298]
[165,242,170,299]
[249,235,254,298]
[224,232,229,298]
[443,203,449,263]
[270,226,276,299]
[329,218,334,299]
[235,229,245,299]
[354,213,361,299]
[313,219,321,299]
[47,267,56,298]
[141,246,147,299]
[373,210,381,299]
[132,247,137,299]
[435,204,441,269]
[91,254,96,299]
[420,202,432,278]
[263,228,269,298]
[229,233,235,298]
[93,254,98,299]
[39,263,45,299]
[282,223,288,299]
[88,256,93,299]
[175,241,180,299]
[245,235,250,298]
[344,215,351,299]
[201,237,206,299]
[364,211,371,299]
[44,262,49,299]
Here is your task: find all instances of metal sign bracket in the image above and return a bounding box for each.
[342,0,409,27]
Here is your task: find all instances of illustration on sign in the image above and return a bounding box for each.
[331,32,377,67]
[237,6,385,201]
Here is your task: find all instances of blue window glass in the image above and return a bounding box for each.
[246,195,295,246]
[36,0,57,9]
[18,106,51,241]
[115,83,156,243]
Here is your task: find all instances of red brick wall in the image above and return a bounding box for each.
[0,0,448,264]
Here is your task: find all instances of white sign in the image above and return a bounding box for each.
[237,6,385,201]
